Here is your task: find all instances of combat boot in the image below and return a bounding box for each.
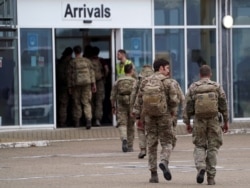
[196,169,206,184]
[86,120,92,130]
[159,160,172,181]
[95,119,101,126]
[149,171,159,183]
[138,148,146,159]
[207,177,215,185]
[74,120,80,127]
[122,139,128,152]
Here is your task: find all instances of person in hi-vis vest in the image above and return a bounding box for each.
[116,49,137,78]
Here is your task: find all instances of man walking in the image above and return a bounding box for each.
[67,45,96,129]
[183,64,229,185]
[132,58,179,183]
[110,64,136,152]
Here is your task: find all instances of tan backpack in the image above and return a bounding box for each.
[142,75,168,116]
[73,57,91,86]
[92,58,103,81]
[194,82,219,118]
[117,77,135,105]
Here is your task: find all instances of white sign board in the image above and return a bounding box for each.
[17,0,152,28]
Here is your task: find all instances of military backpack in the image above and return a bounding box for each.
[193,82,219,118]
[142,75,168,116]
[117,77,135,105]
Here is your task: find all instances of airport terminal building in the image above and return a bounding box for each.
[0,0,250,129]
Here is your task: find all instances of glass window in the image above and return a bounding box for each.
[233,28,250,118]
[187,29,216,87]
[155,28,185,119]
[233,0,250,25]
[155,29,185,89]
[20,29,54,125]
[154,0,184,25]
[0,0,19,126]
[123,29,152,73]
[187,0,216,25]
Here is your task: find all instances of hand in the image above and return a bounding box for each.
[222,122,229,133]
[92,84,97,93]
[186,124,193,134]
[112,107,116,115]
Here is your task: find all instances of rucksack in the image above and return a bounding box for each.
[194,82,219,118]
[92,58,104,81]
[117,77,135,105]
[142,75,168,116]
[73,57,91,86]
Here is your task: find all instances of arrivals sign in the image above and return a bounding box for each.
[17,0,152,28]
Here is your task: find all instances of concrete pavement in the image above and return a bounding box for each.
[0,134,250,188]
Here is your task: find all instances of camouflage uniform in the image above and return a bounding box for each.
[169,79,185,149]
[67,57,95,127]
[133,72,179,172]
[130,65,154,157]
[110,75,136,150]
[183,78,229,180]
[91,57,105,124]
[56,56,72,127]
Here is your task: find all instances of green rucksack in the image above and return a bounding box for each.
[73,57,91,86]
[194,82,219,118]
[117,77,135,105]
[142,75,168,116]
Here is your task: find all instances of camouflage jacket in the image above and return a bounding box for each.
[67,57,95,87]
[183,78,229,125]
[132,72,179,118]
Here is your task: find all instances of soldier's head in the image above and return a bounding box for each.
[73,45,82,57]
[92,46,100,57]
[200,65,212,78]
[124,64,133,75]
[140,65,153,78]
[153,58,170,76]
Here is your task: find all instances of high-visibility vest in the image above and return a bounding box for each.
[116,60,132,78]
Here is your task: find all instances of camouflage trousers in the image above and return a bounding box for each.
[145,115,173,171]
[117,106,135,149]
[172,116,178,148]
[192,116,223,178]
[137,121,147,150]
[71,85,92,124]
[57,88,70,127]
[92,79,105,120]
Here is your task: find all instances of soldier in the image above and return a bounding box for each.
[90,46,105,126]
[183,65,229,185]
[130,65,154,159]
[67,45,96,129]
[110,64,136,152]
[56,47,73,127]
[132,59,179,183]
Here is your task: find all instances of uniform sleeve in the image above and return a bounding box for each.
[182,89,193,125]
[218,85,229,122]
[110,81,118,102]
[67,61,73,87]
[130,79,140,110]
[132,79,145,118]
[88,59,96,84]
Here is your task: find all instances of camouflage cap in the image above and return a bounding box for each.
[139,65,154,78]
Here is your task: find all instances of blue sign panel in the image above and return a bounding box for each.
[27,33,38,49]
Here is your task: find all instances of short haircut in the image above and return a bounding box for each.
[118,49,126,55]
[124,64,133,74]
[73,45,82,55]
[200,65,211,77]
[153,58,170,72]
[92,46,100,56]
